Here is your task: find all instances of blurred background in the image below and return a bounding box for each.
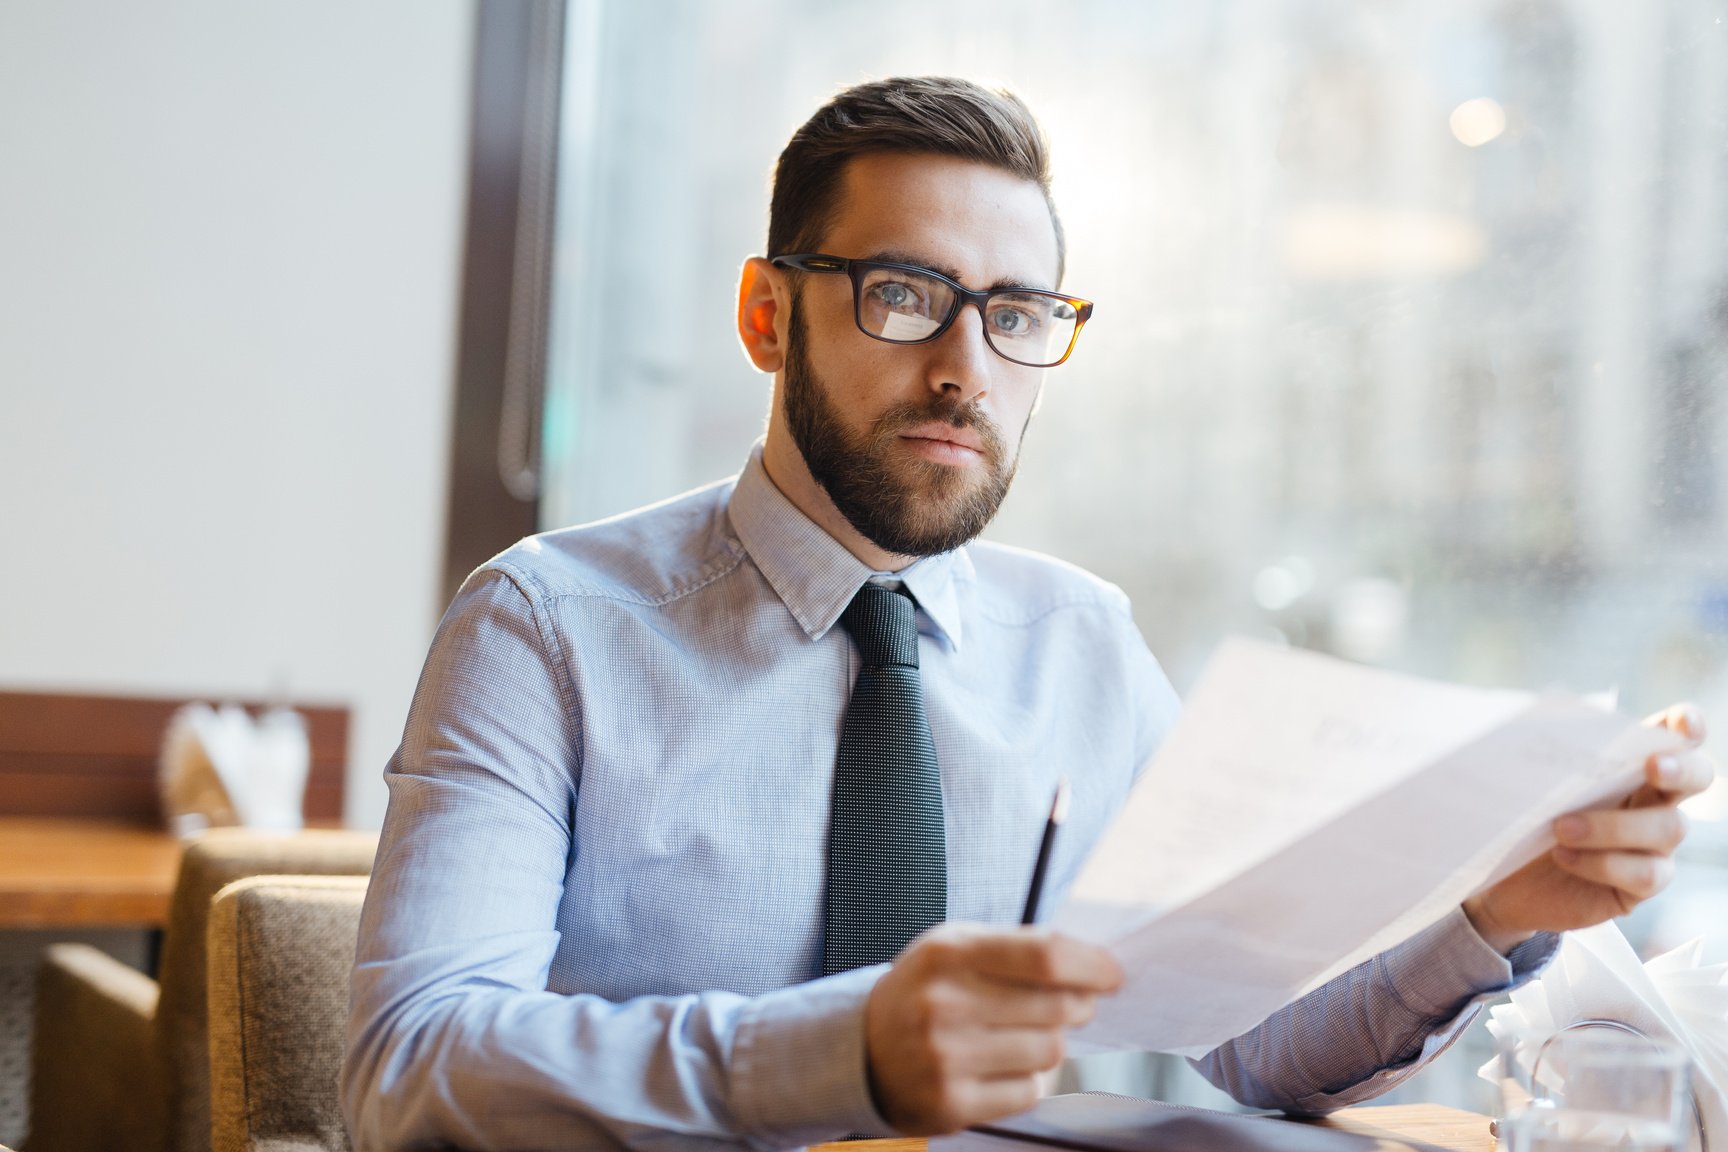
[1,0,1725,1136]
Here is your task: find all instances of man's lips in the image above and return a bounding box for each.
[898,422,986,454]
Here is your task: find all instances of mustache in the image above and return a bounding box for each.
[874,396,1007,462]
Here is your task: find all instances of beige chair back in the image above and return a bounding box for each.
[159,830,377,1152]
[207,874,368,1152]
[24,828,377,1152]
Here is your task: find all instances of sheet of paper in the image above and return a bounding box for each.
[1054,638,1686,1057]
[1056,638,1532,940]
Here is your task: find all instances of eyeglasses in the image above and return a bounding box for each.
[770,253,1094,368]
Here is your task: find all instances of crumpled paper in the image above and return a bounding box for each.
[1480,922,1728,1151]
[158,703,309,836]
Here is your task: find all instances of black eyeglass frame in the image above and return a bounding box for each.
[769,252,1095,368]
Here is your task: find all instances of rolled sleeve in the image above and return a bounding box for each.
[1379,908,1561,1021]
[732,965,895,1148]
[1193,908,1562,1115]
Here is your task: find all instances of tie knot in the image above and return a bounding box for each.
[840,584,920,669]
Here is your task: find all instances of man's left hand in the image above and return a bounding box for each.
[1461,703,1716,954]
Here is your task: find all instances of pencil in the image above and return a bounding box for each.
[1020,777,1071,925]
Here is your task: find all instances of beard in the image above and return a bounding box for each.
[782,301,1021,558]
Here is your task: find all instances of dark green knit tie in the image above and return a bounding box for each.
[822,583,948,976]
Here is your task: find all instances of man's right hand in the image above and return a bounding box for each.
[862,923,1123,1135]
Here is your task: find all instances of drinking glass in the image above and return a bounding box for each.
[1502,1030,1694,1152]
[1486,1028,1537,1126]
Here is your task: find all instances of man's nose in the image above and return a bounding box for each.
[923,302,994,404]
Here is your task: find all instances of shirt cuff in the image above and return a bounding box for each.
[1281,913,1561,1114]
[1380,906,1559,1018]
[730,963,896,1149]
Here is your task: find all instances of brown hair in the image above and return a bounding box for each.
[768,76,1065,282]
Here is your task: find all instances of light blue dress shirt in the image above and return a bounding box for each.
[342,446,1556,1151]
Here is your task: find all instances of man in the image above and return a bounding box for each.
[342,77,1713,1150]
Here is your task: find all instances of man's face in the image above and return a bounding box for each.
[780,152,1061,558]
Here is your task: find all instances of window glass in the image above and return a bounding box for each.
[542,0,1728,1105]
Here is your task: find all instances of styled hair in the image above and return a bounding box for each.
[768,76,1065,283]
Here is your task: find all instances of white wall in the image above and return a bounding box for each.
[0,0,474,829]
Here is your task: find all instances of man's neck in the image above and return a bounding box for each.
[760,420,917,574]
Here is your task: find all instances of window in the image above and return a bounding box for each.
[541,0,1728,1107]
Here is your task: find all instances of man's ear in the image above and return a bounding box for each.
[736,256,788,373]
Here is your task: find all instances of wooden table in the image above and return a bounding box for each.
[0,817,182,928]
[1320,1104,1494,1150]
[814,1102,1494,1152]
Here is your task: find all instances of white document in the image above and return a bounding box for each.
[1055,637,1687,1057]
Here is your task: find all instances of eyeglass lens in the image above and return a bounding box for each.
[855,265,1079,367]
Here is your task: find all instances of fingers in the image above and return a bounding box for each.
[1548,798,1691,917]
[1631,748,1717,805]
[962,929,1124,993]
[929,1077,1042,1133]
[1644,701,1708,744]
[894,967,1098,1034]
[964,980,1099,1029]
[945,1027,1067,1078]
[1555,806,1689,854]
[1650,749,1715,797]
[1631,703,1711,805]
[866,928,1094,1135]
[1552,846,1676,903]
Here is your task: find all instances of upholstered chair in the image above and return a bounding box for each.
[25,829,377,1152]
[206,875,369,1152]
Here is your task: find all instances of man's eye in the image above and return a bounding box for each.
[873,281,923,311]
[991,308,1038,336]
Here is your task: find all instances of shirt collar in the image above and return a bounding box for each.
[727,444,967,650]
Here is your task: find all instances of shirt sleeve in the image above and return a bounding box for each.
[1189,907,1560,1115]
[340,567,895,1151]
[1127,623,1183,780]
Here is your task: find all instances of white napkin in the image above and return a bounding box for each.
[1480,922,1728,1150]
[159,703,309,835]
